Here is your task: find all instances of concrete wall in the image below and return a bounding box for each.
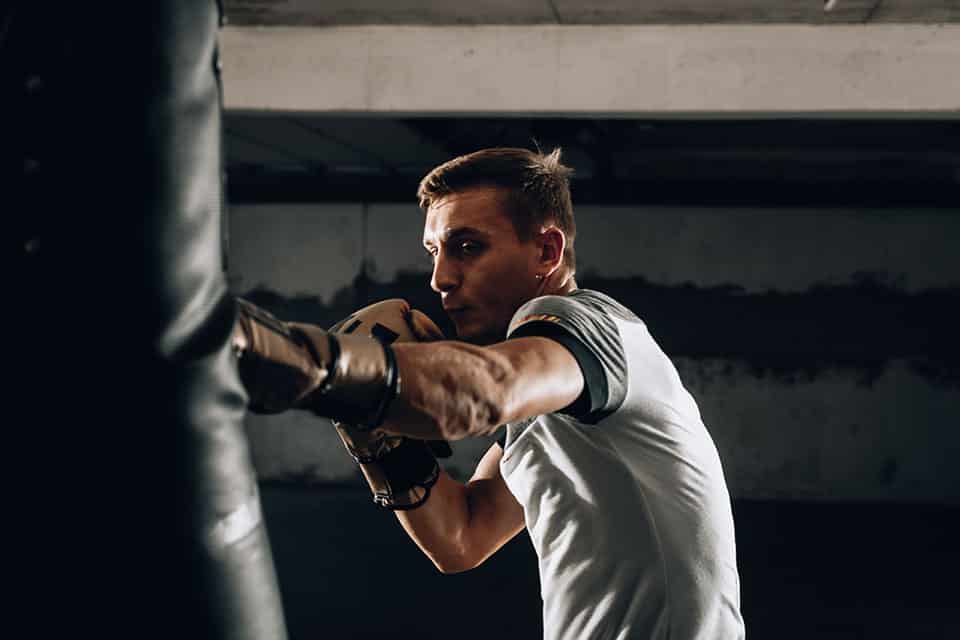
[229,202,959,503]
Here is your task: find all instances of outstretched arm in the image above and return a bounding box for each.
[231,298,583,439]
[386,336,585,441]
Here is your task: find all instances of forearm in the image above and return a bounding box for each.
[385,337,582,442]
[393,471,475,573]
[386,341,513,441]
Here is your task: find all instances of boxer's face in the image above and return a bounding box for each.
[423,186,543,345]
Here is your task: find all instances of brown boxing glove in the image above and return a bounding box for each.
[327,299,451,510]
[231,297,399,429]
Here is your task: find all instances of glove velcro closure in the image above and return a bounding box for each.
[355,437,440,511]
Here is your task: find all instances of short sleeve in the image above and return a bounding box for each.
[506,293,627,424]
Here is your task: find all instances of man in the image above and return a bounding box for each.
[234,147,744,639]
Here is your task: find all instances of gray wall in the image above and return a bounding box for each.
[230,203,960,504]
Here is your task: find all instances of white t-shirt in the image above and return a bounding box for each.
[498,289,744,640]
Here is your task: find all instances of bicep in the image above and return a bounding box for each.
[488,336,585,426]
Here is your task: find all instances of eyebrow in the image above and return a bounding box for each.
[423,226,492,248]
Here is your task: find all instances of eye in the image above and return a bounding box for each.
[460,241,482,256]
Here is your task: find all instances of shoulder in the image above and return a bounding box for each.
[506,289,634,424]
[567,289,643,324]
[508,289,640,337]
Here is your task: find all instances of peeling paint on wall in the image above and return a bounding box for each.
[240,269,960,388]
[581,272,960,388]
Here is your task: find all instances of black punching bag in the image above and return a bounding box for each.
[6,2,287,638]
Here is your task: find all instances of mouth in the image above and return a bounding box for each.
[444,306,470,318]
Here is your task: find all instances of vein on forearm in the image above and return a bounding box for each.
[390,341,513,440]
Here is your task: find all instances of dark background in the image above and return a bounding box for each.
[262,485,958,640]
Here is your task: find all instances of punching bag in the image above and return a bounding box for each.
[6,2,288,638]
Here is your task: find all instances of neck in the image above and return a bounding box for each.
[540,269,577,297]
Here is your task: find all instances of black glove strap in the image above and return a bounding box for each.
[365,342,400,430]
[364,438,440,511]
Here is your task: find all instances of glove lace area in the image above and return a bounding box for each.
[373,447,440,511]
[335,424,440,511]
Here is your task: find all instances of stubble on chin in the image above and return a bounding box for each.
[453,322,507,346]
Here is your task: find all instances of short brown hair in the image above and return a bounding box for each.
[417,147,576,271]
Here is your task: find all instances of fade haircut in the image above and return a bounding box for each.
[417,147,577,272]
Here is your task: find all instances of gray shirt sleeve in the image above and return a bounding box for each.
[506,292,627,424]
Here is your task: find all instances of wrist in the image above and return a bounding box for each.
[307,333,400,429]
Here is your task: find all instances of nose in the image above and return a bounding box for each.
[430,250,459,294]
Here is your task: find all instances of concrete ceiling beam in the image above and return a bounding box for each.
[221,24,960,116]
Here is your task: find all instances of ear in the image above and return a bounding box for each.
[538,225,566,276]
